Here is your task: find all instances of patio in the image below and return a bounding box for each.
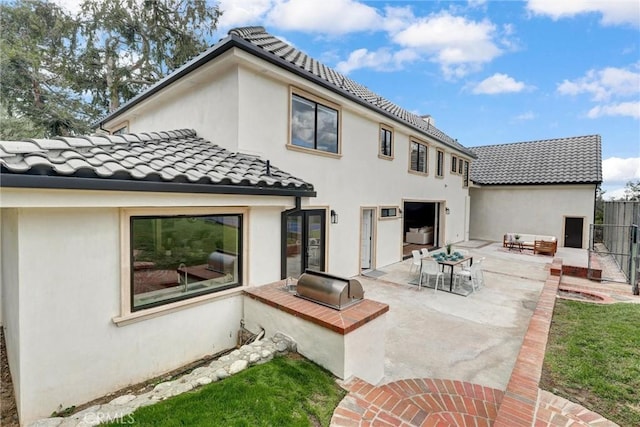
[332,241,626,426]
[359,241,552,390]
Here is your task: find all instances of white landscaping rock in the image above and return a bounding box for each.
[195,377,212,386]
[28,418,64,427]
[27,334,291,427]
[109,394,136,406]
[152,381,173,393]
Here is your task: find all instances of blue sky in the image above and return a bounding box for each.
[58,0,640,199]
[211,0,639,199]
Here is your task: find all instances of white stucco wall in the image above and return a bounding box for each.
[101,50,472,277]
[469,184,596,248]
[243,297,386,384]
[1,209,21,410]
[0,188,298,424]
[11,208,243,423]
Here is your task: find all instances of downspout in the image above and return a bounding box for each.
[98,121,109,134]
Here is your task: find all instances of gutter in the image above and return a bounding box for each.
[0,174,317,198]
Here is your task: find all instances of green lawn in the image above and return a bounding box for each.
[541,300,640,426]
[103,355,346,427]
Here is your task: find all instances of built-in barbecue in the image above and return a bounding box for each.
[295,270,364,310]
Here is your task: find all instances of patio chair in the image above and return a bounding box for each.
[409,250,421,273]
[419,258,444,293]
[454,257,485,292]
[456,249,471,270]
[420,248,430,258]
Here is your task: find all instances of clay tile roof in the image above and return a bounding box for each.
[95,26,474,158]
[0,129,315,196]
[228,26,472,156]
[470,135,602,185]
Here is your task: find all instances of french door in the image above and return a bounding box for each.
[282,209,326,279]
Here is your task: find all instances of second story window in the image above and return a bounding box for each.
[458,158,464,174]
[436,149,444,177]
[379,125,393,158]
[410,139,428,174]
[451,155,457,173]
[291,92,339,154]
[463,160,470,187]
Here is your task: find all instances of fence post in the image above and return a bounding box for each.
[632,225,639,295]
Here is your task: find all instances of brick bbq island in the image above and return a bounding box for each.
[243,279,389,385]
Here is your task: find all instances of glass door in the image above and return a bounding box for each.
[282,210,326,278]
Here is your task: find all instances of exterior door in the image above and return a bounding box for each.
[361,209,374,270]
[282,210,326,279]
[564,217,584,248]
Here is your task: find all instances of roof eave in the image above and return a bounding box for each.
[0,174,317,198]
[471,180,601,186]
[96,33,475,158]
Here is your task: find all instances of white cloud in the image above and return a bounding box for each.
[265,0,382,35]
[557,66,640,101]
[602,157,640,183]
[604,187,628,200]
[472,73,528,94]
[51,0,82,14]
[588,101,640,119]
[526,0,640,27]
[218,0,275,28]
[335,48,419,74]
[392,12,502,78]
[558,64,640,119]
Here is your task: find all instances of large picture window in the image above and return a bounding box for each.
[129,213,242,311]
[291,93,339,154]
[410,139,428,174]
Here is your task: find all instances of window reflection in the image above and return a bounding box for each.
[131,214,242,310]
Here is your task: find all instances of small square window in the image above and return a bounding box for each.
[380,207,398,218]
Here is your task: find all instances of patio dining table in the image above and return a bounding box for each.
[430,256,474,292]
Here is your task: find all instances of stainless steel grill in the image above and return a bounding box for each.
[296,270,364,310]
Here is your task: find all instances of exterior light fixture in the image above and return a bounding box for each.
[445,207,451,215]
[330,209,338,224]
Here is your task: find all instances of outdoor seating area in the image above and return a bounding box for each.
[503,232,558,255]
[406,249,483,296]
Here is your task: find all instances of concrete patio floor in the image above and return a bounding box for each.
[358,242,554,390]
[331,241,635,426]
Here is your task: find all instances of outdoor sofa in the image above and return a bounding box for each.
[503,233,558,255]
[405,226,434,245]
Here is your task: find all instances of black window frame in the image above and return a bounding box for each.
[463,160,470,187]
[129,213,243,312]
[380,207,398,218]
[410,139,428,174]
[290,92,340,154]
[379,125,393,158]
[436,149,444,177]
[451,155,457,173]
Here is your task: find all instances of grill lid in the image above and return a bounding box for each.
[296,270,364,310]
